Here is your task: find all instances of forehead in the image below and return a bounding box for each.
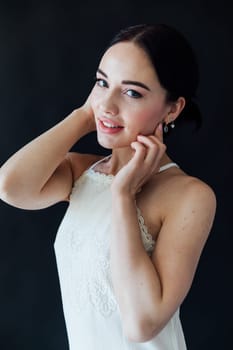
[99,42,158,83]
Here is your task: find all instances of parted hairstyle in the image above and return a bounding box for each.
[108,24,202,134]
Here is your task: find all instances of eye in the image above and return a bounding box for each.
[95,78,108,88]
[125,89,142,99]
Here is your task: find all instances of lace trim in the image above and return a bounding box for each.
[136,207,155,254]
[69,172,88,200]
[71,158,179,191]
[57,196,156,319]
[88,155,178,177]
[59,213,155,318]
[87,167,114,183]
[70,172,156,254]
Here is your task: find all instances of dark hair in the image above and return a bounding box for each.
[108,24,202,133]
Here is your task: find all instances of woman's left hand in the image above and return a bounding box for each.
[111,123,166,198]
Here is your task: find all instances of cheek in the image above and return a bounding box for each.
[89,88,102,110]
[135,106,164,131]
[89,91,97,110]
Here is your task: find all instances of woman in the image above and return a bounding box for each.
[0,24,216,349]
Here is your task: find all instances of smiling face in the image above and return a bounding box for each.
[90,42,171,149]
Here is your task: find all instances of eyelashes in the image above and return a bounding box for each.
[95,78,108,88]
[94,77,143,99]
[124,90,142,99]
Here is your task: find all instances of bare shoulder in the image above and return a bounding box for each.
[157,169,216,242]
[162,171,216,216]
[140,167,216,240]
[145,164,215,207]
[66,152,105,182]
[149,171,216,318]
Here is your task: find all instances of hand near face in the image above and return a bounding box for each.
[80,92,97,133]
[111,123,166,198]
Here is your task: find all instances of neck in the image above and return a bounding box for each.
[106,146,172,176]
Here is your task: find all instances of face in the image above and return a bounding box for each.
[90,42,170,149]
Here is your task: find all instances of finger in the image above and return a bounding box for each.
[136,135,166,171]
[154,122,164,143]
[147,134,166,152]
[148,128,166,157]
[137,134,166,156]
[131,141,147,163]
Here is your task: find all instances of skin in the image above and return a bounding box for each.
[0,41,216,342]
[88,42,216,341]
[90,42,185,174]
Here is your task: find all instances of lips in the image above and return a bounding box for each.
[98,117,124,134]
[102,120,123,128]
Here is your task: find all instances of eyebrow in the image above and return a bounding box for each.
[97,68,151,91]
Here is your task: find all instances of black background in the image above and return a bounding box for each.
[0,0,232,349]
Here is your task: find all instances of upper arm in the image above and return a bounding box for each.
[151,180,216,321]
[9,153,75,210]
[8,152,97,210]
[0,149,100,210]
[38,152,99,209]
[37,154,74,208]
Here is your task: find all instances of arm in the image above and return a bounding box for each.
[110,126,216,342]
[0,104,95,210]
[111,182,216,342]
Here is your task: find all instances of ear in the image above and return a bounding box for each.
[164,97,186,125]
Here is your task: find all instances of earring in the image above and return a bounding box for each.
[163,124,169,133]
[170,121,175,129]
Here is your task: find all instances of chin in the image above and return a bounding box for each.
[96,133,130,150]
[96,134,113,149]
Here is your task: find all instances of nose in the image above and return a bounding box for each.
[99,91,119,116]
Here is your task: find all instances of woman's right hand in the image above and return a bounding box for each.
[79,93,96,133]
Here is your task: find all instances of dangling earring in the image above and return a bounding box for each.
[163,124,169,133]
[170,121,175,129]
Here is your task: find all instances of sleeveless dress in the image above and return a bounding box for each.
[54,157,187,350]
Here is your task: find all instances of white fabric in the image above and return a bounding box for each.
[54,160,186,350]
[159,162,179,172]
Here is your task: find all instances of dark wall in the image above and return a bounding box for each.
[0,1,232,349]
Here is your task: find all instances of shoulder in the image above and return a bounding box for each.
[149,173,216,318]
[177,175,216,229]
[155,169,216,241]
[147,164,216,211]
[163,172,216,217]
[141,167,216,239]
[66,152,105,182]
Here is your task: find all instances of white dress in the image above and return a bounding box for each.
[54,157,187,350]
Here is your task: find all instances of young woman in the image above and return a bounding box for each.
[0,24,216,349]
